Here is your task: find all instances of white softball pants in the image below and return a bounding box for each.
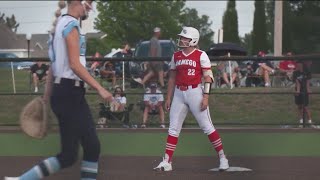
[168,85,216,137]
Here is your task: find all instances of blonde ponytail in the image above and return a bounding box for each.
[50,0,66,34]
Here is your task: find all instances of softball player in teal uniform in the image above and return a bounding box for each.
[5,1,113,179]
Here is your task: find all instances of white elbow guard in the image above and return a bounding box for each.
[203,69,214,82]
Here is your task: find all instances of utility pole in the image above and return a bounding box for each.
[218,28,223,43]
[274,0,283,56]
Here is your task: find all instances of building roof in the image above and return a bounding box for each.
[0,23,26,49]
[1,23,104,58]
[16,33,50,58]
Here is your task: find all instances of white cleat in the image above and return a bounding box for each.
[219,157,229,171]
[153,158,172,171]
[4,177,20,180]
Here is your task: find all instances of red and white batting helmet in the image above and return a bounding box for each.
[177,27,200,47]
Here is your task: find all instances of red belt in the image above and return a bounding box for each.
[176,84,198,91]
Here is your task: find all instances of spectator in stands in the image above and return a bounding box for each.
[278,52,297,85]
[244,62,262,87]
[90,52,101,71]
[30,61,49,92]
[217,60,239,88]
[133,27,165,88]
[99,52,117,89]
[114,42,133,76]
[252,51,276,87]
[141,82,165,128]
[292,61,314,127]
[97,86,130,128]
[120,42,133,58]
[110,86,127,112]
[89,52,102,77]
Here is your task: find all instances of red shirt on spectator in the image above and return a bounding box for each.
[279,60,296,71]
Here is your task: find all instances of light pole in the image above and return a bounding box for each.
[26,33,32,92]
[274,1,283,56]
[26,33,32,58]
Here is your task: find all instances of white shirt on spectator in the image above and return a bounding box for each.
[144,89,164,105]
[114,95,126,104]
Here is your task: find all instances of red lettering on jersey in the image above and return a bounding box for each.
[173,50,203,86]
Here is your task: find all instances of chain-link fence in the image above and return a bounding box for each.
[0,55,319,128]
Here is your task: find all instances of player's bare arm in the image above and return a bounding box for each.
[43,67,53,104]
[165,70,176,111]
[66,28,113,102]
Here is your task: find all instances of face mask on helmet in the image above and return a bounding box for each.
[176,37,192,48]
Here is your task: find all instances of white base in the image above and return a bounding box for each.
[209,166,253,172]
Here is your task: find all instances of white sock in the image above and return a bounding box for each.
[218,150,226,159]
[299,119,303,124]
[308,119,312,124]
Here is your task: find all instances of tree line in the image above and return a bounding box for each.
[91,0,320,57]
[0,12,19,33]
[3,1,319,58]
[89,0,214,55]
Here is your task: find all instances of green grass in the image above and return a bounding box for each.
[1,132,320,156]
[0,68,31,92]
[0,68,319,126]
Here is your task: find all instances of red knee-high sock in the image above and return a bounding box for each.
[208,130,225,158]
[165,135,178,162]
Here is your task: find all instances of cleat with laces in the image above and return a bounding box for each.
[154,158,172,171]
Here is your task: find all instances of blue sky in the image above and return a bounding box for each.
[0,1,254,42]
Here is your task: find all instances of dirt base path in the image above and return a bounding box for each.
[1,156,320,180]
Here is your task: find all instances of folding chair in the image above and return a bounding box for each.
[136,100,160,123]
[29,71,47,93]
[97,102,134,128]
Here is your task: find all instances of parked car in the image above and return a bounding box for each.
[130,39,177,78]
[0,53,33,70]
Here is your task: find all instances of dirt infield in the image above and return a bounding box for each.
[1,128,320,179]
[1,156,320,180]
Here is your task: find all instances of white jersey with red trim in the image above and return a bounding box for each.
[170,49,211,86]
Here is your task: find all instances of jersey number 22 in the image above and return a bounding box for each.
[188,69,195,76]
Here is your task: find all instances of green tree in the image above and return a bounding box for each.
[222,0,240,43]
[0,12,19,33]
[86,37,110,57]
[264,1,320,72]
[95,1,184,50]
[265,1,320,54]
[179,8,214,49]
[289,1,320,54]
[265,0,274,52]
[241,32,253,55]
[6,14,19,33]
[251,0,268,55]
[0,12,5,24]
[95,1,214,52]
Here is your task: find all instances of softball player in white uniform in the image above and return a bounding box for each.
[154,27,229,171]
[5,1,113,180]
